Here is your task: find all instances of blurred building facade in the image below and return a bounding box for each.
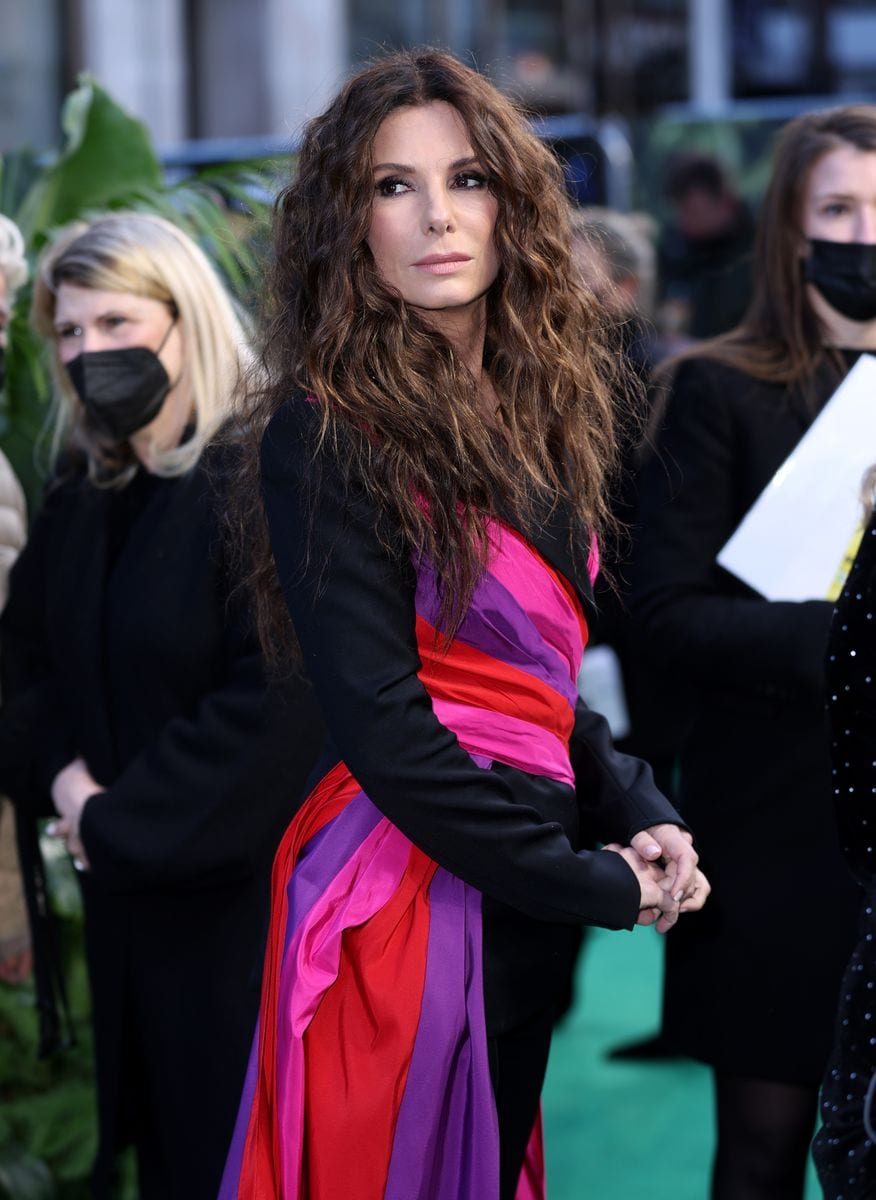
[1,0,875,152]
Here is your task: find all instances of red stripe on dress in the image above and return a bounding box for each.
[416,616,575,746]
[302,843,437,1199]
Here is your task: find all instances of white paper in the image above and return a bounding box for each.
[717,353,876,602]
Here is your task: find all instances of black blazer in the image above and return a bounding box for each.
[261,396,685,1033]
[0,446,323,1199]
[631,355,861,1083]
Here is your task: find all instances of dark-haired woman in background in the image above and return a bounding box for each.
[220,49,708,1200]
[632,108,876,1198]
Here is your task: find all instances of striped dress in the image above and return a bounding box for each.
[219,514,594,1200]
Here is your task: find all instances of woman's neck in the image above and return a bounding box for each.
[420,294,488,379]
[129,380,194,472]
[419,294,502,423]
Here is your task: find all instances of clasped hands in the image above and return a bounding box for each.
[605,824,710,933]
[47,756,104,872]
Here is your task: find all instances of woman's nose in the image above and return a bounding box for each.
[80,329,112,353]
[422,187,455,235]
[854,206,876,244]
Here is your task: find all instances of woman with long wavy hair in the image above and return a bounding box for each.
[632,106,876,1198]
[220,49,708,1200]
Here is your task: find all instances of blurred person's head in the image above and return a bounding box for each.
[569,207,657,318]
[0,214,28,370]
[665,154,741,243]
[32,211,254,486]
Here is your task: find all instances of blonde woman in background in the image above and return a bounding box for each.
[0,212,322,1200]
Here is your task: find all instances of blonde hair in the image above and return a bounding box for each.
[32,212,255,485]
[0,214,28,297]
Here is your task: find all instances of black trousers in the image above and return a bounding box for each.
[489,1007,556,1200]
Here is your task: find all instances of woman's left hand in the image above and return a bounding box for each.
[49,757,104,871]
[631,824,699,903]
[679,868,711,914]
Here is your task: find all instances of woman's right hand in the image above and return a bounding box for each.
[49,756,104,871]
[603,843,679,933]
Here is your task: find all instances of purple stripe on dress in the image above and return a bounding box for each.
[415,558,579,711]
[384,869,499,1200]
[282,789,382,962]
[219,789,383,1198]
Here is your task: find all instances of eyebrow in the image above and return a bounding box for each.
[812,191,859,201]
[372,155,481,173]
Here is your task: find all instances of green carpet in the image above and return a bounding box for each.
[541,926,821,1199]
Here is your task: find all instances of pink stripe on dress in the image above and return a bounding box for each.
[430,697,575,788]
[484,521,586,685]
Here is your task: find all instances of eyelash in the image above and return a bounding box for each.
[374,170,490,198]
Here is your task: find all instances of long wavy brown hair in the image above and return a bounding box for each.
[661,105,876,404]
[235,48,635,661]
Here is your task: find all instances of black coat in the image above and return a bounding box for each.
[261,397,687,1036]
[0,449,323,1200]
[632,355,861,1085]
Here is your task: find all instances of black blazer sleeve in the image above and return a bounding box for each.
[260,398,668,931]
[632,359,832,697]
[571,699,688,845]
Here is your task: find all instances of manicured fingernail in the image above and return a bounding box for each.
[674,890,684,902]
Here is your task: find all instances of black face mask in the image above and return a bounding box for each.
[803,239,876,323]
[66,320,176,441]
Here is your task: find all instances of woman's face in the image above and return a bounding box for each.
[366,101,500,314]
[802,144,876,243]
[53,284,182,373]
[53,283,192,466]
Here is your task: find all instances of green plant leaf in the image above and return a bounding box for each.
[15,76,162,242]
